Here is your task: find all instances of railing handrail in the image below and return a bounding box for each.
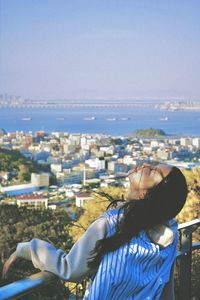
[178,218,200,230]
[0,271,56,300]
[0,219,199,300]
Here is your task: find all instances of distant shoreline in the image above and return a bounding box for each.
[0,99,200,111]
[0,129,198,139]
[0,104,200,111]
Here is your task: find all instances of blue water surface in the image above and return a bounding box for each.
[0,107,199,136]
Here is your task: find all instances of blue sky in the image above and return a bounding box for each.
[0,0,200,100]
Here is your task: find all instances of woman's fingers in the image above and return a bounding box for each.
[2,252,17,279]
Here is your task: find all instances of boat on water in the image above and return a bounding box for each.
[22,117,32,121]
[106,118,116,121]
[83,116,96,121]
[168,106,178,111]
[120,117,129,121]
[160,117,168,121]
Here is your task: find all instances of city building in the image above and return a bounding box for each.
[31,173,50,187]
[75,193,92,207]
[192,137,200,148]
[51,163,62,173]
[16,194,48,209]
[1,183,39,196]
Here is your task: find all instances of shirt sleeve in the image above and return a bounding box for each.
[15,217,108,282]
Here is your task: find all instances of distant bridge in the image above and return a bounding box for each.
[0,99,200,109]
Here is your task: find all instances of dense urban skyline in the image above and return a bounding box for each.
[1,0,200,100]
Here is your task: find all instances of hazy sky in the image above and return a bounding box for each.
[0,0,200,100]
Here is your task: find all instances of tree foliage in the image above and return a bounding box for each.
[177,167,200,223]
[0,205,72,299]
[69,187,126,242]
[134,128,166,137]
[0,148,49,183]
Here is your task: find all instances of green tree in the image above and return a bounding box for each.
[69,187,126,242]
[18,164,30,182]
[0,205,73,299]
[0,148,50,184]
[177,167,200,223]
[134,128,166,137]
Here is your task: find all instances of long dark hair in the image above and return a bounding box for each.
[88,167,188,269]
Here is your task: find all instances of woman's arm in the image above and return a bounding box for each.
[3,217,108,282]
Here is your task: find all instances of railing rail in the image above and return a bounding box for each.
[0,218,199,300]
[0,272,56,300]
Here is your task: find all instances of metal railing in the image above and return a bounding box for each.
[0,272,56,300]
[176,218,200,300]
[0,219,199,300]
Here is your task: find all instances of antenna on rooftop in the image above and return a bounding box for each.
[83,164,86,186]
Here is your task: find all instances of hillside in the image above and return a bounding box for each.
[134,128,166,137]
[0,148,49,183]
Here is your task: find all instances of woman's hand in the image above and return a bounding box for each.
[2,252,18,279]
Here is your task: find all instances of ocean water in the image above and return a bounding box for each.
[0,107,199,137]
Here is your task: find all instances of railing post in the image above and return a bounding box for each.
[178,227,192,300]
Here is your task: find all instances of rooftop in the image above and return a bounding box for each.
[16,194,47,200]
[1,183,36,192]
[76,193,92,198]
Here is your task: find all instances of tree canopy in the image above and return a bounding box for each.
[134,128,166,137]
[69,187,126,242]
[0,205,72,299]
[177,167,200,224]
[0,148,49,183]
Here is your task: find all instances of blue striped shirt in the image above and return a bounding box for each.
[85,208,178,300]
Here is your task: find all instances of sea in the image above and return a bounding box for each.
[0,107,199,137]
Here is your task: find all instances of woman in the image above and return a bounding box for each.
[2,163,188,300]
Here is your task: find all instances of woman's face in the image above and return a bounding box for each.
[127,163,173,200]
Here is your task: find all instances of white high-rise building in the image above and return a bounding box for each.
[96,158,106,170]
[31,173,49,187]
[50,164,62,174]
[180,137,192,147]
[192,138,200,148]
